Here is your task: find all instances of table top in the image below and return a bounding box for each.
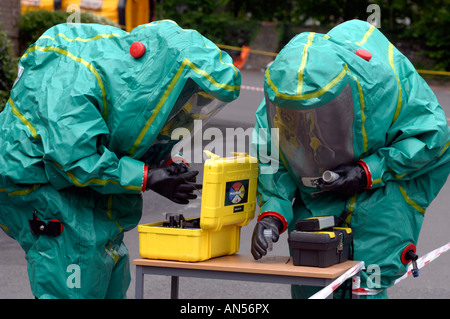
[133,254,361,279]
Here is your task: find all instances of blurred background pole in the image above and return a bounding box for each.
[0,0,21,56]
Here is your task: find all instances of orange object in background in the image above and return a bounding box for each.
[124,0,155,31]
[232,45,250,70]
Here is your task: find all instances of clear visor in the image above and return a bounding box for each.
[159,90,227,139]
[267,84,355,187]
[141,80,228,165]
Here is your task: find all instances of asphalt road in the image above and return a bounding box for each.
[0,70,449,299]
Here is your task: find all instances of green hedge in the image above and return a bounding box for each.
[19,10,119,55]
[0,23,16,112]
[156,0,259,47]
[0,10,118,112]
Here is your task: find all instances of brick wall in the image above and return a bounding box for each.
[0,0,21,56]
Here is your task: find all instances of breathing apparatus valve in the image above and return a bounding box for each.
[401,244,420,278]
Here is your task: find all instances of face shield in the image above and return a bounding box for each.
[267,84,355,187]
[142,79,228,165]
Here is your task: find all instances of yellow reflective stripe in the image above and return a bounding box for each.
[129,60,186,156]
[0,223,10,232]
[438,141,450,157]
[372,178,381,186]
[347,194,357,213]
[184,59,240,91]
[144,20,239,78]
[344,194,357,226]
[104,243,119,264]
[297,32,315,95]
[208,44,239,79]
[356,25,375,46]
[106,195,123,232]
[399,185,425,213]
[266,65,348,101]
[395,172,408,179]
[196,33,239,79]
[39,33,121,42]
[346,70,368,153]
[0,184,41,196]
[388,43,402,122]
[140,19,177,30]
[22,45,108,119]
[52,161,142,191]
[107,195,113,220]
[129,58,240,156]
[8,98,41,139]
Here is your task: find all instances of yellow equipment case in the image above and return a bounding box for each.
[138,152,258,262]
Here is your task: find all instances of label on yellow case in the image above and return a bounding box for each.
[224,180,249,206]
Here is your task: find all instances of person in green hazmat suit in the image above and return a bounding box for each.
[250,20,450,298]
[0,20,240,298]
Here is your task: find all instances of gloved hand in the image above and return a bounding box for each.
[146,166,202,204]
[169,161,193,179]
[251,216,284,260]
[317,162,368,196]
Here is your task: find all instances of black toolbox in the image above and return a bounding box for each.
[288,216,353,267]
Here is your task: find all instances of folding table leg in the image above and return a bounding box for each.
[135,265,144,299]
[171,276,179,299]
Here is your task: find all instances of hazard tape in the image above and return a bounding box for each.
[217,44,278,57]
[394,242,450,285]
[354,242,450,296]
[351,276,382,296]
[309,242,450,298]
[241,85,264,92]
[217,44,449,76]
[308,261,365,299]
[416,69,450,76]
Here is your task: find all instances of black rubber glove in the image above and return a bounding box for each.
[251,216,284,260]
[146,166,202,204]
[317,163,367,196]
[169,162,194,180]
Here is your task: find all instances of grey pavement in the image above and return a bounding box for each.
[0,70,449,299]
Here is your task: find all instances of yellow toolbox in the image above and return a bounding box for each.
[138,152,259,262]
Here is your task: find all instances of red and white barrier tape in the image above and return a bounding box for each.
[241,85,264,92]
[353,242,450,296]
[309,242,450,298]
[394,242,450,285]
[352,276,382,296]
[308,261,365,299]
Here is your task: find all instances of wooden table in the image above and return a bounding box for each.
[133,254,362,299]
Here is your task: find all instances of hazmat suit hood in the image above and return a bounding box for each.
[264,20,447,189]
[32,20,241,161]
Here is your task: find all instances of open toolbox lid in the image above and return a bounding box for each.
[199,151,259,231]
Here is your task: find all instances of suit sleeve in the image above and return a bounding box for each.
[19,50,145,194]
[362,49,449,189]
[41,89,146,194]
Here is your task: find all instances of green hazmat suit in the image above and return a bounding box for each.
[251,20,449,298]
[0,20,240,298]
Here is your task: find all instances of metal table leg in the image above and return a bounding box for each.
[135,265,144,299]
[171,276,179,299]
